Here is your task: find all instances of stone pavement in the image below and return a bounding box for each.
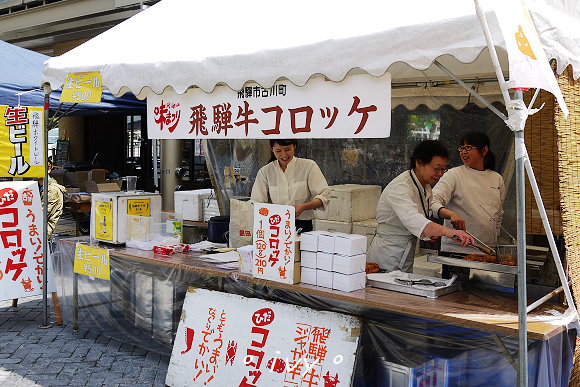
[0,294,170,386]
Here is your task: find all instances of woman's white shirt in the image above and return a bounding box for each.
[250,157,330,220]
[432,165,506,254]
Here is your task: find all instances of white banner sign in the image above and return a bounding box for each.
[0,181,55,301]
[253,203,295,284]
[147,73,391,139]
[167,288,361,387]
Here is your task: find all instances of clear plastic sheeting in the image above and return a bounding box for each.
[53,237,574,386]
[206,102,516,240]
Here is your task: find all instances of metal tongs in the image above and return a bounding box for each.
[395,278,446,287]
[454,231,497,256]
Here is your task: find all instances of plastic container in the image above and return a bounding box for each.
[208,215,230,243]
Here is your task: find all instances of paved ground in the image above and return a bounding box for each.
[0,217,171,387]
[0,295,170,387]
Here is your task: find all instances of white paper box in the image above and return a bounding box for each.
[333,253,366,274]
[317,184,381,222]
[300,251,317,269]
[318,233,337,253]
[300,230,331,252]
[353,218,378,251]
[237,245,253,274]
[174,189,213,221]
[314,219,353,234]
[333,271,366,292]
[316,269,333,288]
[316,251,334,271]
[301,267,317,285]
[334,233,368,255]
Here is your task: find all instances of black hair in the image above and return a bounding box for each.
[460,131,496,171]
[269,139,298,148]
[409,140,449,170]
[269,139,298,163]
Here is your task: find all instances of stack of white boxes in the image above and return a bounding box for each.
[314,184,381,250]
[300,231,367,292]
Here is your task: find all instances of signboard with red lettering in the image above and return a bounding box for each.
[0,105,44,178]
[147,73,390,139]
[166,288,361,387]
[253,203,295,284]
[0,181,55,301]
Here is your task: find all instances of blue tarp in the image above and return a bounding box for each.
[0,39,145,115]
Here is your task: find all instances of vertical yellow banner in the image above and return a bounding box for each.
[73,243,110,280]
[94,200,113,241]
[0,105,44,177]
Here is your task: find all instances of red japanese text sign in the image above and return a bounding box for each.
[0,181,55,301]
[147,72,391,139]
[0,106,44,178]
[253,203,295,285]
[167,288,361,387]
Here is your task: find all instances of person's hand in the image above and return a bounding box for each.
[449,213,466,230]
[428,236,440,243]
[293,204,306,218]
[448,230,474,247]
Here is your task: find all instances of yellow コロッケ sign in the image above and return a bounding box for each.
[0,105,44,178]
[60,72,102,103]
[74,243,110,280]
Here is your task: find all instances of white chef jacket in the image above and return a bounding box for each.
[367,170,432,272]
[431,165,505,254]
[250,157,330,221]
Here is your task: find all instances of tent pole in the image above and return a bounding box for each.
[513,90,528,387]
[42,85,50,327]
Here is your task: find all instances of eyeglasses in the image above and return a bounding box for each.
[430,164,447,173]
[458,145,475,152]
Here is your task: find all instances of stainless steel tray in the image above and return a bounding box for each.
[427,254,518,274]
[367,273,461,299]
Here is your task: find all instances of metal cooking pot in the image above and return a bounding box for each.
[208,216,230,243]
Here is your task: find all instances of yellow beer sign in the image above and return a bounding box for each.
[127,199,151,217]
[60,72,102,103]
[0,105,44,178]
[94,200,113,241]
[74,243,110,280]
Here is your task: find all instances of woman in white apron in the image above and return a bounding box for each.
[367,140,473,272]
[251,139,330,234]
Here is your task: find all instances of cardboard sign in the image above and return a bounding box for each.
[73,243,110,281]
[167,288,361,387]
[60,72,103,103]
[253,203,295,284]
[0,106,44,178]
[0,181,55,300]
[147,72,391,139]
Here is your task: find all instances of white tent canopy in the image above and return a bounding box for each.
[41,0,580,101]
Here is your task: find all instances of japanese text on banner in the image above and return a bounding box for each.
[60,72,103,103]
[0,106,44,178]
[147,73,391,139]
[73,243,110,280]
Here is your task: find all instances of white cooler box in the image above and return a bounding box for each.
[316,184,381,223]
[174,189,214,221]
[91,192,162,244]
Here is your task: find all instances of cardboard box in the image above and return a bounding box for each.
[352,218,378,251]
[316,251,334,271]
[292,260,301,284]
[316,269,333,288]
[300,251,317,269]
[318,233,337,253]
[334,233,367,255]
[316,184,381,223]
[314,219,353,234]
[65,187,80,193]
[88,169,107,183]
[237,245,253,274]
[300,230,331,252]
[85,181,121,193]
[332,271,366,292]
[333,253,366,274]
[301,267,317,285]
